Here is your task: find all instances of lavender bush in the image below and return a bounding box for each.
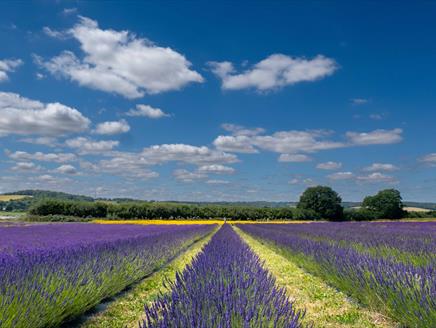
[141,224,306,328]
[238,222,436,327]
[0,223,214,328]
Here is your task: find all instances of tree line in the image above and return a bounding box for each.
[27,186,436,221]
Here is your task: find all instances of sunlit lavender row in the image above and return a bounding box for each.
[238,222,436,327]
[0,223,215,328]
[141,224,306,328]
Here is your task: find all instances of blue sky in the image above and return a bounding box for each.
[0,1,435,202]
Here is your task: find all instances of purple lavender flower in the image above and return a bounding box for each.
[0,223,214,328]
[141,225,306,328]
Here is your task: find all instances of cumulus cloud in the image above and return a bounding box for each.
[0,92,90,136]
[278,154,312,162]
[420,153,436,166]
[356,172,398,184]
[221,123,265,136]
[33,174,71,184]
[19,137,58,147]
[173,169,207,182]
[0,58,22,82]
[214,126,404,162]
[11,162,42,172]
[215,130,344,155]
[140,144,238,166]
[38,17,203,98]
[7,150,76,163]
[206,179,230,185]
[213,135,259,153]
[55,164,77,175]
[88,154,159,180]
[346,128,403,145]
[66,137,119,154]
[94,119,130,135]
[209,54,337,91]
[198,164,235,174]
[351,98,368,105]
[316,161,342,170]
[63,8,78,15]
[327,171,354,180]
[43,27,67,39]
[363,163,398,172]
[126,104,169,118]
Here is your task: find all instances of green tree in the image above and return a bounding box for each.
[297,186,344,221]
[362,189,404,219]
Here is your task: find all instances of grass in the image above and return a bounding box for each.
[0,211,25,217]
[79,226,218,328]
[234,227,398,328]
[0,195,29,201]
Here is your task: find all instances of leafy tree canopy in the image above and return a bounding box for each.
[297,186,344,220]
[362,189,404,219]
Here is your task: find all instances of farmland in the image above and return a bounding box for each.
[0,195,29,201]
[0,220,434,328]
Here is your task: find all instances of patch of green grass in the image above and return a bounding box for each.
[79,227,218,328]
[235,227,398,328]
[0,211,25,217]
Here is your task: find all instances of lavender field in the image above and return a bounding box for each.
[238,222,436,327]
[0,223,214,328]
[0,222,435,327]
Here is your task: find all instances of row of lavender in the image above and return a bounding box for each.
[0,223,215,328]
[238,222,436,327]
[142,224,307,328]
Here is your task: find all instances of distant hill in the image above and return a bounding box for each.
[1,189,436,211]
[3,190,94,202]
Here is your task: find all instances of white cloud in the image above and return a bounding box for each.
[38,17,203,98]
[173,169,206,182]
[19,137,57,147]
[317,161,342,170]
[213,135,259,153]
[288,178,300,185]
[11,162,42,172]
[351,98,368,105]
[346,128,403,145]
[126,104,169,119]
[63,8,78,15]
[420,153,436,166]
[363,163,398,172]
[95,119,130,135]
[0,59,22,82]
[0,92,90,136]
[209,54,337,91]
[327,171,354,180]
[221,123,265,136]
[55,164,77,175]
[43,27,67,39]
[66,137,119,154]
[214,127,404,161]
[7,150,76,163]
[252,130,344,154]
[206,179,230,185]
[140,144,238,165]
[356,172,397,184]
[198,164,235,174]
[369,113,384,120]
[33,174,72,184]
[278,154,312,162]
[87,155,159,181]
